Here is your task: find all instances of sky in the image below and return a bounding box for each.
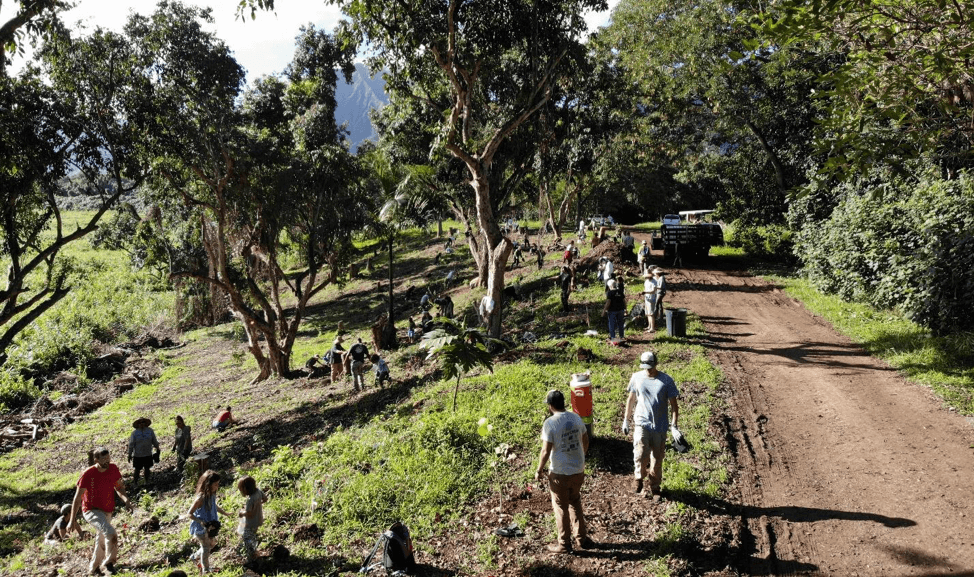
[2,0,621,85]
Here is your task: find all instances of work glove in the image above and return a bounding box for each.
[622,419,630,435]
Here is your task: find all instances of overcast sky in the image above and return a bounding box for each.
[3,0,620,85]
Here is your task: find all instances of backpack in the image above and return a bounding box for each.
[323,349,334,365]
[361,522,415,575]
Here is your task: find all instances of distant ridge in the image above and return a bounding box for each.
[335,62,388,151]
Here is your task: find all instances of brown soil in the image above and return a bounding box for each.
[667,258,974,575]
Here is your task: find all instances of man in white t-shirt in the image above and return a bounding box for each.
[535,389,593,553]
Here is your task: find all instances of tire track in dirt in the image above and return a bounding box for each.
[668,263,974,576]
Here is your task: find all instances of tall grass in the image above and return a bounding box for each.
[1,212,175,412]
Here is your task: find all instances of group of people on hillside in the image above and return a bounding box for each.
[317,335,391,392]
[535,349,680,553]
[59,444,267,575]
[120,408,236,488]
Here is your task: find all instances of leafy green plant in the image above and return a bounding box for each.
[420,318,499,411]
[476,533,500,569]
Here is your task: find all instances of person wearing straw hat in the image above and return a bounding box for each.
[127,417,160,485]
[621,351,680,501]
[637,239,651,274]
[641,270,660,333]
[652,267,667,324]
[534,389,593,554]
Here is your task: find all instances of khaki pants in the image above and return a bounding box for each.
[82,509,117,571]
[548,472,587,548]
[634,428,666,491]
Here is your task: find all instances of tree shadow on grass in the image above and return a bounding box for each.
[203,374,433,475]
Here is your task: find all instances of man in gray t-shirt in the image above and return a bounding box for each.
[622,351,680,500]
[535,389,592,554]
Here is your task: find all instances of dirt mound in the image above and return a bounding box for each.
[577,240,637,271]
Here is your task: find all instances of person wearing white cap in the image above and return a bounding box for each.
[535,389,593,553]
[621,351,680,500]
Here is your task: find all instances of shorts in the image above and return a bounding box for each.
[132,455,153,471]
[82,509,116,537]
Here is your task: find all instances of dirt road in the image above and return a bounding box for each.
[668,262,974,576]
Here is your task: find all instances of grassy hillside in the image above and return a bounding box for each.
[1,221,739,577]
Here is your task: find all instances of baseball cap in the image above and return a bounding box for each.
[639,351,657,369]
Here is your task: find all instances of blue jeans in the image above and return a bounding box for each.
[607,310,625,339]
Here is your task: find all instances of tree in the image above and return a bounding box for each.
[764,0,974,176]
[328,0,606,338]
[127,3,367,382]
[420,318,497,412]
[599,0,834,224]
[0,23,146,364]
[361,144,442,351]
[0,0,67,77]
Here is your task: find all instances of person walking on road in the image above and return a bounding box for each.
[67,447,134,575]
[622,351,680,501]
[534,389,593,554]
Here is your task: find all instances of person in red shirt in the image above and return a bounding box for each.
[68,447,134,575]
[211,406,237,433]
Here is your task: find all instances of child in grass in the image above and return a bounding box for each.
[370,353,390,388]
[236,476,267,564]
[43,504,81,543]
[188,470,231,574]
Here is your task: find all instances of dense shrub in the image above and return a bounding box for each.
[729,222,797,264]
[793,169,974,335]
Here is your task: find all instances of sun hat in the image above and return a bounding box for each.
[641,239,647,245]
[639,351,657,369]
[132,417,151,428]
[653,268,665,276]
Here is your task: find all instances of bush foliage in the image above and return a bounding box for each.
[792,168,974,335]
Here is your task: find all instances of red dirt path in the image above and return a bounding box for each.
[668,260,974,576]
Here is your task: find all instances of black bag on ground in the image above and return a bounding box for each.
[360,521,415,574]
